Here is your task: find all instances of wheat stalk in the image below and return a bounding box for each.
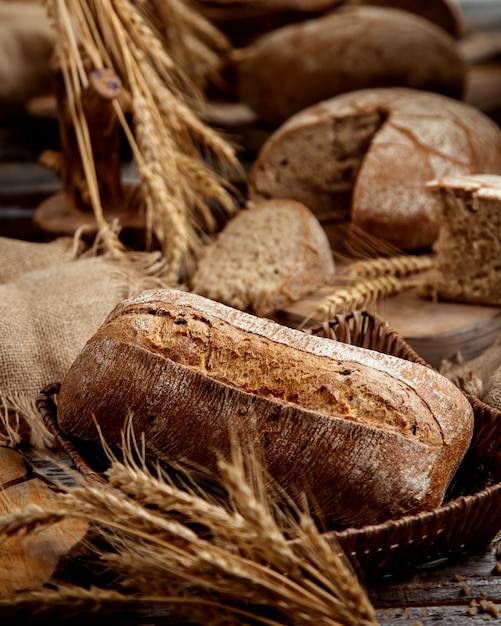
[314,274,407,320]
[0,441,378,626]
[43,0,241,281]
[308,253,433,322]
[346,254,433,279]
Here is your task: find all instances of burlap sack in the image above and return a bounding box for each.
[0,236,83,283]
[0,252,168,448]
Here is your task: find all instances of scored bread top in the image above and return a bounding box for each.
[248,87,501,250]
[103,288,473,449]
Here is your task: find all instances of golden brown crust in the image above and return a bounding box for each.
[248,88,501,251]
[57,288,474,527]
[231,6,466,126]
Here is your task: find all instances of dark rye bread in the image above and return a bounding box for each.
[352,0,467,38]
[228,6,466,126]
[189,0,342,46]
[421,174,501,305]
[190,199,335,317]
[56,289,474,528]
[247,87,501,251]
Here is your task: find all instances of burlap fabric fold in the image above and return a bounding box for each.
[0,243,169,448]
[0,236,82,283]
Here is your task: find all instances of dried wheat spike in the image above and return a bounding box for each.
[346,254,433,279]
[315,274,408,319]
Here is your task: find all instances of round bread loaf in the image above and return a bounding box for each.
[56,288,474,528]
[228,6,466,126]
[247,87,501,251]
[353,0,467,37]
[189,0,342,46]
[190,199,335,317]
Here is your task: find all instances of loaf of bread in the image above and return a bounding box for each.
[351,0,467,37]
[190,199,335,317]
[56,288,474,528]
[227,6,466,126]
[190,0,342,46]
[247,87,501,251]
[420,174,501,305]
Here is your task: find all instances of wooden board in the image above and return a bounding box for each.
[0,446,88,594]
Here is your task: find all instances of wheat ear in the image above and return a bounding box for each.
[311,253,433,320]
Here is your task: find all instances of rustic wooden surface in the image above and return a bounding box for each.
[279,281,501,369]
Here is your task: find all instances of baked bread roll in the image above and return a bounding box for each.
[420,174,501,305]
[247,87,501,251]
[351,0,467,38]
[228,6,466,126]
[56,288,474,528]
[190,199,335,317]
[190,0,342,46]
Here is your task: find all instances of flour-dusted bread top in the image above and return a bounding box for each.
[229,6,466,125]
[421,174,501,305]
[248,87,501,251]
[58,288,474,527]
[190,199,335,317]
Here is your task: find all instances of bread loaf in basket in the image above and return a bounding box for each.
[53,289,474,529]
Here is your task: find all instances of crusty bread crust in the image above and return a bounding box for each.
[248,88,501,251]
[232,6,466,125]
[57,289,474,527]
[190,199,335,316]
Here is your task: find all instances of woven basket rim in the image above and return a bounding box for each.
[302,310,501,577]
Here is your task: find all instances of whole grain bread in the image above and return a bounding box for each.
[351,0,467,37]
[247,87,501,251]
[190,199,335,317]
[228,6,466,126]
[190,0,342,46]
[420,174,501,305]
[57,288,474,528]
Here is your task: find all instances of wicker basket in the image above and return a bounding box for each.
[303,310,501,580]
[37,310,501,581]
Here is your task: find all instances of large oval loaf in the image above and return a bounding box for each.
[57,289,474,528]
[247,87,501,251]
[230,5,466,126]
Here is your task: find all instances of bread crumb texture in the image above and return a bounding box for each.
[248,88,501,251]
[422,174,501,305]
[191,199,335,316]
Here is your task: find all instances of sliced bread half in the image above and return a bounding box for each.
[190,199,335,317]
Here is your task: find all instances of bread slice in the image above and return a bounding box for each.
[57,288,474,527]
[190,199,335,317]
[248,88,501,251]
[421,174,501,305]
